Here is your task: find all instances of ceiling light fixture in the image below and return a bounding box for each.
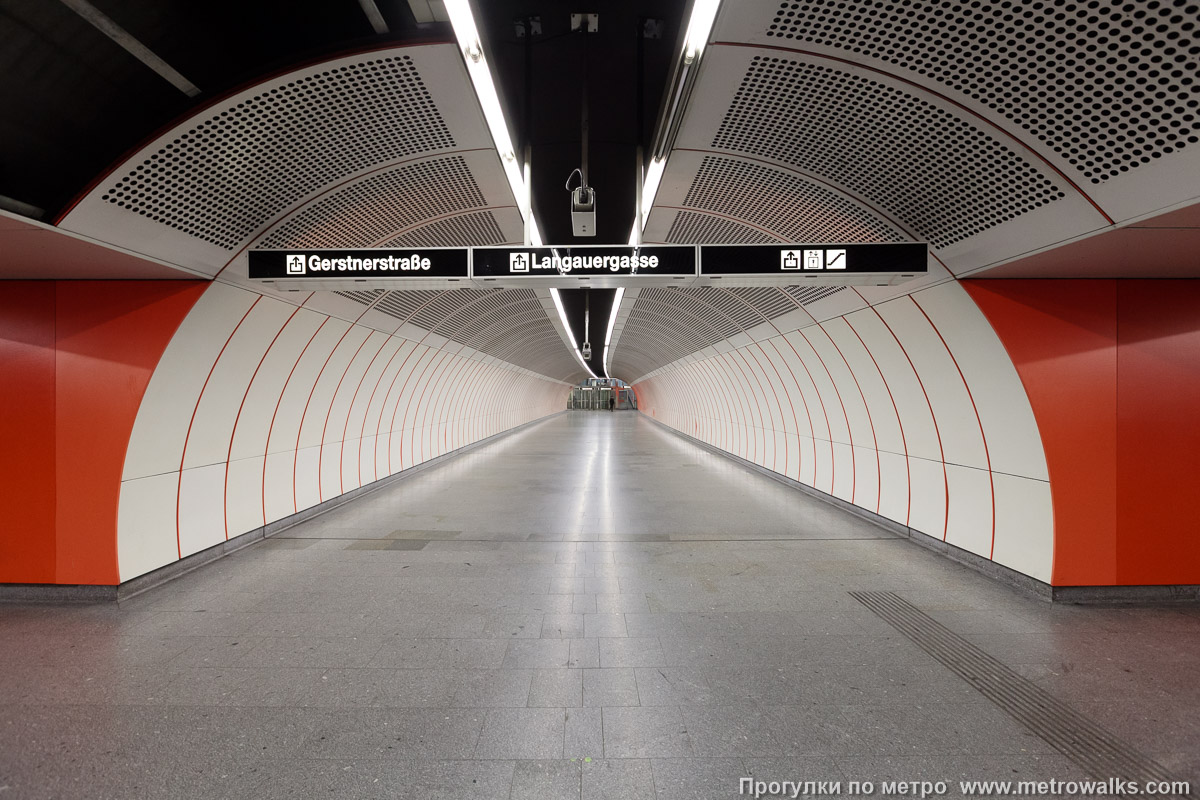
[550,287,598,379]
[628,157,667,244]
[683,0,722,63]
[444,0,535,233]
[635,1,721,240]
[602,287,625,378]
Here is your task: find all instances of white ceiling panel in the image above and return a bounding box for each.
[58,44,520,277]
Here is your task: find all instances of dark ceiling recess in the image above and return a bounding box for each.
[559,287,618,377]
[0,0,449,218]
[475,0,685,245]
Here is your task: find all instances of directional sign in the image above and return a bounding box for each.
[472,245,696,287]
[699,243,927,286]
[249,248,469,280]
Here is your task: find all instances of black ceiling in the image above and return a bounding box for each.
[0,0,441,218]
[477,1,684,245]
[559,287,618,377]
[0,0,687,239]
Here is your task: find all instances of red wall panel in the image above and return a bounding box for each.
[54,282,207,584]
[964,279,1200,587]
[1113,282,1200,585]
[0,284,57,583]
[0,281,205,586]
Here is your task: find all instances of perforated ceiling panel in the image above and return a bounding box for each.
[727,286,802,321]
[783,285,847,307]
[363,287,580,381]
[409,288,492,332]
[712,56,1066,248]
[610,286,811,382]
[100,55,451,250]
[374,289,442,322]
[381,210,509,247]
[665,210,779,244]
[761,0,1200,184]
[60,45,523,278]
[333,289,385,307]
[256,156,484,249]
[681,155,909,243]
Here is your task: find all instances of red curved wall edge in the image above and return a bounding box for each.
[0,281,206,586]
[963,279,1200,587]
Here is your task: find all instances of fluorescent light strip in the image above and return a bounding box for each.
[629,156,667,242]
[603,287,624,378]
[684,0,722,61]
[630,0,722,238]
[550,288,598,379]
[444,0,532,231]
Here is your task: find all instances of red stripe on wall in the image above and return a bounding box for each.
[224,303,305,540]
[910,295,997,558]
[843,314,911,527]
[177,296,261,559]
[866,299,949,540]
[262,315,327,527]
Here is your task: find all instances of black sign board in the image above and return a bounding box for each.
[472,246,696,278]
[249,248,469,279]
[700,243,927,276]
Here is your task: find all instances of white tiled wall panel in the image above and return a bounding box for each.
[634,281,1053,582]
[116,283,566,582]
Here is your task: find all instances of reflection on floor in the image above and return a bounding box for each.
[1,411,1197,799]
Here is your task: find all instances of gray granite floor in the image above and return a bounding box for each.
[1,411,1197,799]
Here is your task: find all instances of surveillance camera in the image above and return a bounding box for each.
[571,186,596,237]
[581,342,593,360]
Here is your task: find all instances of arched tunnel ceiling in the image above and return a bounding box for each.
[328,287,584,383]
[644,0,1200,280]
[3,1,1200,389]
[55,44,525,279]
[620,0,1200,383]
[46,40,585,385]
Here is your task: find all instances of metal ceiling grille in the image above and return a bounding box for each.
[100,55,453,249]
[380,210,508,247]
[610,286,809,382]
[408,288,491,331]
[256,156,485,249]
[783,285,847,306]
[763,0,1200,184]
[691,286,772,332]
[365,287,580,381]
[665,210,780,244]
[333,289,385,306]
[438,289,579,380]
[682,156,908,243]
[727,286,801,321]
[374,289,442,322]
[712,57,1066,248]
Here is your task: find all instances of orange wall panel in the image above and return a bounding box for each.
[965,279,1200,587]
[0,284,57,583]
[53,282,207,584]
[1114,282,1200,585]
[0,280,204,586]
